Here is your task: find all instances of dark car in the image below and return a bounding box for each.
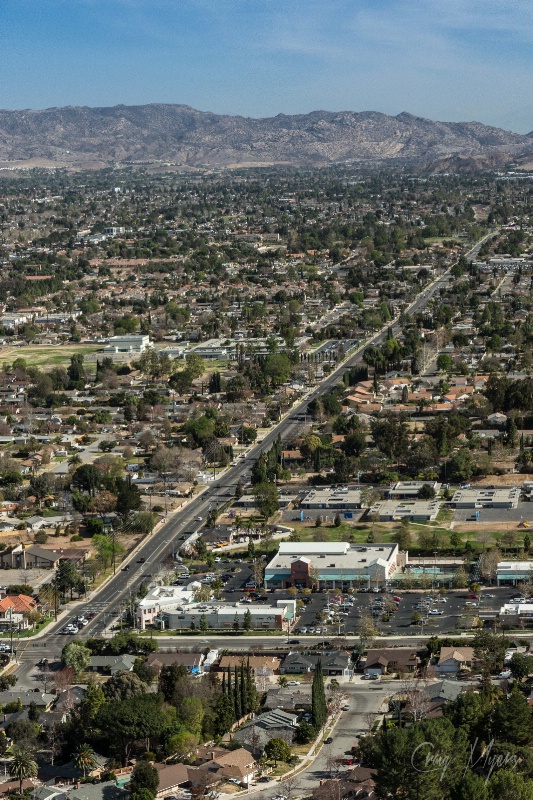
[122,564,131,571]
[137,557,146,563]
[258,777,271,783]
[325,737,333,744]
[290,639,300,644]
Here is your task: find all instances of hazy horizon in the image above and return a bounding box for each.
[1,0,532,133]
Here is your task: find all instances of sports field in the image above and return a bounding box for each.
[0,343,102,369]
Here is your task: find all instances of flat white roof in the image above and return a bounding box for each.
[497,561,533,572]
[277,542,349,555]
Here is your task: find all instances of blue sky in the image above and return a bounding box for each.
[1,0,532,132]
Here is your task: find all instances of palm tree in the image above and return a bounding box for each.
[72,742,97,778]
[68,454,82,470]
[9,747,37,793]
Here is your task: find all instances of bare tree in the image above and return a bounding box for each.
[53,667,75,695]
[364,712,378,733]
[280,773,301,800]
[401,679,432,722]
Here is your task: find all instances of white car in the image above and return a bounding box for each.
[428,609,444,615]
[287,680,300,685]
[498,670,512,679]
[0,643,10,652]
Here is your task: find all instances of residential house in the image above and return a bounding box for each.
[436,647,475,674]
[216,655,282,681]
[0,544,87,570]
[0,594,38,630]
[154,763,189,798]
[264,685,312,712]
[88,655,136,675]
[233,708,298,753]
[280,651,352,677]
[146,651,205,676]
[363,648,419,676]
[190,747,259,788]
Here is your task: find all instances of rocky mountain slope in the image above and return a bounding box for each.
[0,104,530,169]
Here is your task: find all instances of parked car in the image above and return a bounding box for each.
[498,670,512,679]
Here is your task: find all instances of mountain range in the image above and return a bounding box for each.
[0,103,531,170]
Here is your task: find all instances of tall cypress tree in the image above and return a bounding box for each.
[222,671,226,695]
[240,662,247,714]
[234,665,242,720]
[227,666,232,700]
[245,658,257,713]
[312,659,327,730]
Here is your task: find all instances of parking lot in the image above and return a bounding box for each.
[454,500,533,524]
[179,557,521,635]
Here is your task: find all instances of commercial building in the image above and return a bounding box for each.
[163,599,295,631]
[264,542,404,590]
[388,481,441,499]
[496,561,533,586]
[299,486,362,510]
[499,602,533,616]
[103,334,150,354]
[368,499,440,522]
[451,487,520,509]
[135,584,296,630]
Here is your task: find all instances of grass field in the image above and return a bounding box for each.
[0,344,102,369]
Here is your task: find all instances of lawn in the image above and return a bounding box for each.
[0,343,102,370]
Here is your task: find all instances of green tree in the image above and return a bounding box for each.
[130,760,159,797]
[253,481,279,520]
[312,659,327,730]
[102,671,148,702]
[436,353,453,372]
[9,747,37,794]
[510,652,533,681]
[72,743,97,778]
[96,694,166,764]
[493,684,533,744]
[72,464,101,495]
[243,609,253,631]
[62,642,91,675]
[264,737,292,766]
[295,720,315,744]
[55,560,80,599]
[213,692,235,737]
